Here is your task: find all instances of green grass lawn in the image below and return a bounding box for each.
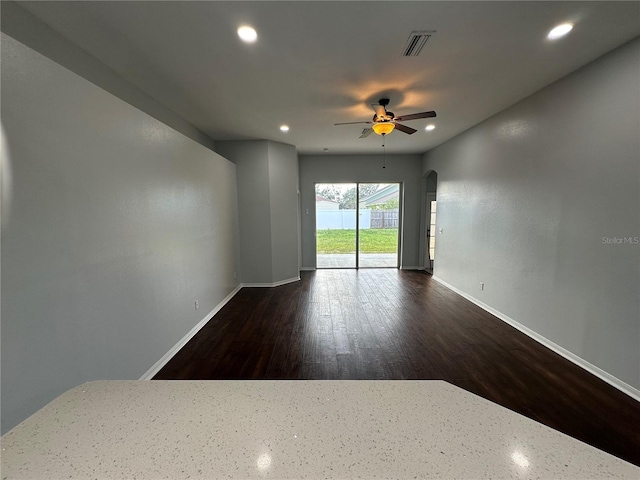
[317,228,398,254]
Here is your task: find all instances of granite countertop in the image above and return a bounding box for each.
[1,380,637,479]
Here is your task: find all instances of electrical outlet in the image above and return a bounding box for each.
[194,299,199,310]
[479,282,484,291]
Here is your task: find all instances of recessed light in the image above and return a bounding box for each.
[280,125,290,132]
[237,25,257,43]
[425,124,435,131]
[547,23,573,40]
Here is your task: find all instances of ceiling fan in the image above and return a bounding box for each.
[335,98,436,138]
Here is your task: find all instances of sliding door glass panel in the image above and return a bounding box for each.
[316,183,357,268]
[358,183,399,268]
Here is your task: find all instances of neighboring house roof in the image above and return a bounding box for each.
[360,184,399,207]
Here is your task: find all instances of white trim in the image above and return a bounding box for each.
[242,276,300,288]
[140,276,301,379]
[300,267,316,271]
[400,266,422,270]
[139,284,243,380]
[432,276,640,402]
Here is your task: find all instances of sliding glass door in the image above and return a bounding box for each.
[315,183,400,269]
[315,183,357,268]
[358,183,399,268]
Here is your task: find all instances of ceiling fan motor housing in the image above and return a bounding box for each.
[374,99,393,121]
[373,114,394,122]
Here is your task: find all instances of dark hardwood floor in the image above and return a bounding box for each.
[155,269,640,466]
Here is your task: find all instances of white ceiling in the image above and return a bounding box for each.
[16,1,640,155]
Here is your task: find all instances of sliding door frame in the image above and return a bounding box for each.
[315,182,402,269]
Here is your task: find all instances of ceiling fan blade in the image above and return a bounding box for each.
[359,128,374,138]
[393,122,417,134]
[334,121,373,125]
[372,104,387,120]
[394,111,437,122]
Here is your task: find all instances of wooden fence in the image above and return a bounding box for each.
[370,209,398,229]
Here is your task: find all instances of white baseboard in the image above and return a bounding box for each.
[242,276,300,288]
[400,266,422,270]
[140,276,300,379]
[432,276,640,402]
[300,267,315,271]
[139,284,243,380]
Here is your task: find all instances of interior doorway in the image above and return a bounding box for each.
[315,183,400,269]
[424,171,437,274]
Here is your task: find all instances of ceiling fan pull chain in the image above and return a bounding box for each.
[382,135,386,169]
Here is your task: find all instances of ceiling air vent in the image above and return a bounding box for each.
[402,30,435,57]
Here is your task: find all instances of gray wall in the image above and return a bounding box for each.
[268,141,301,281]
[217,140,300,285]
[299,154,423,269]
[423,38,640,389]
[1,1,216,152]
[1,33,241,432]
[217,141,272,284]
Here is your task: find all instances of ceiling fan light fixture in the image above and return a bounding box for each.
[372,122,395,135]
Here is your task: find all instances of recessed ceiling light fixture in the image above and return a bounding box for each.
[425,124,436,131]
[237,25,257,43]
[280,125,290,132]
[547,23,573,40]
